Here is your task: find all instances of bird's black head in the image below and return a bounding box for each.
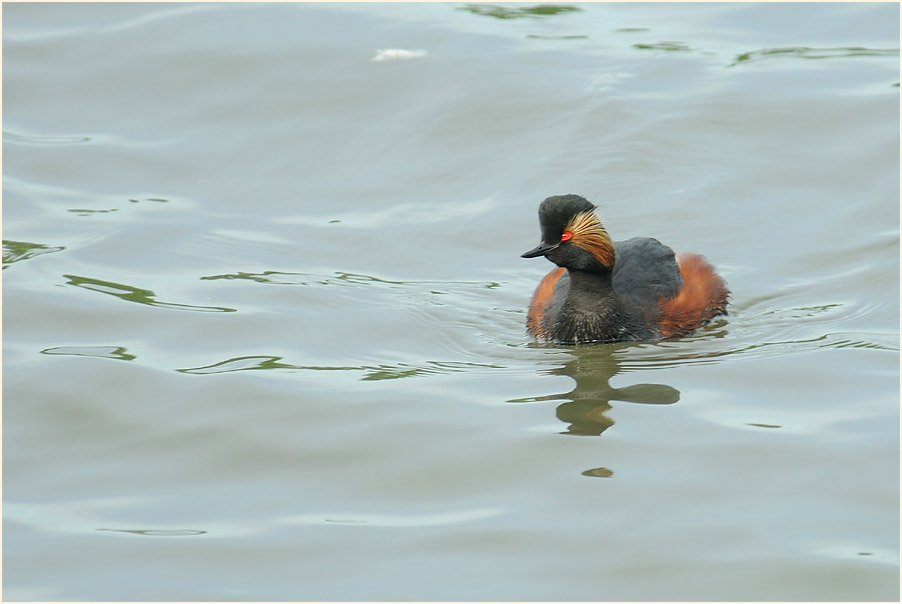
[521,194,615,271]
[536,194,596,241]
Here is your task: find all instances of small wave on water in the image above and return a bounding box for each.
[2,239,66,269]
[3,130,92,145]
[456,4,583,20]
[614,298,897,373]
[730,45,900,66]
[201,269,502,291]
[63,274,236,313]
[176,354,504,380]
[41,345,136,361]
[283,507,505,528]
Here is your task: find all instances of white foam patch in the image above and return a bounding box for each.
[372,48,427,62]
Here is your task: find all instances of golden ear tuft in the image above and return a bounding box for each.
[564,210,616,268]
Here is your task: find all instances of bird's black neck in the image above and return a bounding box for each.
[565,267,615,297]
[553,268,653,343]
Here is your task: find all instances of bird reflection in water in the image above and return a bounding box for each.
[515,345,679,436]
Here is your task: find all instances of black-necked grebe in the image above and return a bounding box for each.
[522,194,729,343]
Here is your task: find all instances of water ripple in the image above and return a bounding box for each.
[97,528,206,537]
[3,130,92,145]
[201,269,501,291]
[633,41,693,52]
[614,305,898,371]
[283,507,504,528]
[41,345,136,361]
[731,46,899,66]
[456,4,582,20]
[176,355,503,379]
[2,240,65,269]
[64,274,236,313]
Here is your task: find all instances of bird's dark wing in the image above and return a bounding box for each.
[612,237,682,306]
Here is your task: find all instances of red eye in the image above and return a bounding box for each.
[561,232,572,241]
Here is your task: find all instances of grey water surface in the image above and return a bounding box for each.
[3,2,899,601]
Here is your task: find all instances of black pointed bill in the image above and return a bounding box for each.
[521,241,560,258]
